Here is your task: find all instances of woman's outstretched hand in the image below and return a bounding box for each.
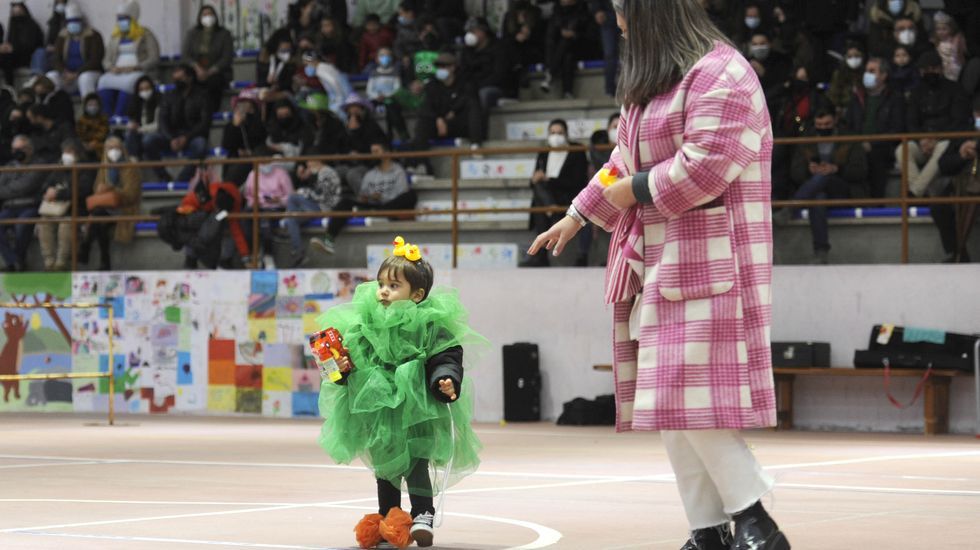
[528,215,583,258]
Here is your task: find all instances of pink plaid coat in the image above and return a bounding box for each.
[573,43,776,431]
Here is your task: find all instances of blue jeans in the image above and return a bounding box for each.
[598,12,620,96]
[0,206,39,267]
[284,194,321,252]
[793,174,849,252]
[143,134,209,182]
[30,47,49,74]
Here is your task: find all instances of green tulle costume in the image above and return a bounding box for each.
[317,281,487,495]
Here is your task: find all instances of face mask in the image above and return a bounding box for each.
[379,54,392,67]
[863,72,879,89]
[304,65,316,77]
[259,164,274,175]
[608,127,618,143]
[61,153,75,165]
[846,56,863,70]
[174,79,188,90]
[85,104,100,116]
[67,21,82,35]
[745,16,760,29]
[398,15,410,26]
[435,68,450,81]
[106,148,122,162]
[888,0,904,16]
[277,51,291,62]
[547,134,567,148]
[897,29,915,46]
[139,89,153,101]
[923,72,942,87]
[464,32,478,47]
[277,116,293,127]
[118,18,131,34]
[815,128,834,137]
[201,14,216,28]
[792,79,809,92]
[54,3,66,14]
[12,149,27,162]
[749,45,770,60]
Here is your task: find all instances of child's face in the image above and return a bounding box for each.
[894,49,910,67]
[376,269,422,306]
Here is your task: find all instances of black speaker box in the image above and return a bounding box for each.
[503,343,541,421]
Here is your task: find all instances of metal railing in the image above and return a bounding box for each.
[0,130,977,268]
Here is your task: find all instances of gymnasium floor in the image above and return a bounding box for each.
[1,414,978,549]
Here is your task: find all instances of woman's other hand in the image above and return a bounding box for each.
[602,176,637,209]
[528,215,582,257]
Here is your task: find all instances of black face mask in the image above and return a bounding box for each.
[277,116,294,128]
[12,149,27,162]
[923,73,942,87]
[792,79,809,93]
[174,79,189,91]
[815,128,834,137]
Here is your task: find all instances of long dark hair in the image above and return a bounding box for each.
[613,0,732,107]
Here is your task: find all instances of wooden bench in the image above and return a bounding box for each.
[593,364,967,435]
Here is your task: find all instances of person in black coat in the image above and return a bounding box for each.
[746,31,792,103]
[844,57,906,198]
[144,64,213,182]
[522,119,589,267]
[31,74,74,130]
[459,17,513,109]
[183,4,235,113]
[25,103,72,161]
[931,96,980,262]
[411,51,484,151]
[221,96,268,186]
[541,0,592,98]
[0,2,43,86]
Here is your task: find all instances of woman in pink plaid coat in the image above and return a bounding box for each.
[530,2,789,549]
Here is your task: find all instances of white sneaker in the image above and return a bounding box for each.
[410,511,434,547]
[309,236,335,255]
[262,254,276,269]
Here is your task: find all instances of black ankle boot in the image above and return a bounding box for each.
[680,523,733,550]
[732,501,790,550]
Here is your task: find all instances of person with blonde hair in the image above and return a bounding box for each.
[79,135,141,271]
[96,1,160,117]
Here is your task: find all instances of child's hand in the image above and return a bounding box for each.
[337,356,352,374]
[438,378,457,401]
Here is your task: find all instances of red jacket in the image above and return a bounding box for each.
[358,27,394,71]
[180,181,250,257]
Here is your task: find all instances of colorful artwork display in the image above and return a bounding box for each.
[0,270,370,418]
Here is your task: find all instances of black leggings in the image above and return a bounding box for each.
[83,208,115,270]
[376,459,434,518]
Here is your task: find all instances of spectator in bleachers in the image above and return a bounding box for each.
[30,0,67,75]
[502,0,547,78]
[26,103,72,160]
[779,107,868,264]
[341,92,388,190]
[393,1,422,71]
[589,0,618,98]
[898,50,972,198]
[0,2,43,86]
[771,65,828,199]
[124,75,160,161]
[319,141,415,254]
[844,57,906,199]
[459,17,513,110]
[422,0,467,44]
[933,95,980,263]
[300,50,353,118]
[144,64,212,183]
[257,0,319,91]
[182,4,234,113]
[353,0,399,28]
[38,138,92,271]
[943,0,979,60]
[827,41,867,116]
[868,0,925,59]
[299,92,350,157]
[410,51,484,152]
[792,0,861,83]
[31,75,74,130]
[747,31,792,102]
[258,37,297,103]
[241,159,295,269]
[76,93,109,162]
[522,119,589,267]
[731,3,772,53]
[366,46,409,140]
[78,135,141,271]
[221,95,267,186]
[541,0,592,99]
[175,165,249,269]
[317,16,357,74]
[267,99,314,158]
[889,15,933,65]
[97,1,160,117]
[889,45,920,96]
[46,2,103,99]
[411,18,447,79]
[284,157,342,266]
[358,14,394,72]
[0,135,47,271]
[1,93,34,163]
[930,10,976,97]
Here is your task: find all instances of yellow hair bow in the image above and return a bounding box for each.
[392,236,422,262]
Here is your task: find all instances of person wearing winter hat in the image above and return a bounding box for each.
[46,2,104,99]
[96,1,160,117]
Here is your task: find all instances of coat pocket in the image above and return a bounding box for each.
[656,205,736,302]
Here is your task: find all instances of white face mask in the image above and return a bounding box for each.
[897,29,916,46]
[846,56,863,70]
[106,148,122,162]
[888,0,904,16]
[61,153,75,165]
[201,15,216,28]
[863,72,878,89]
[277,51,291,62]
[749,44,771,60]
[745,17,760,29]
[54,3,66,14]
[464,32,478,47]
[139,89,153,101]
[547,133,567,148]
[608,127,618,143]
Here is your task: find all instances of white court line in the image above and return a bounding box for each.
[763,450,980,471]
[778,482,980,497]
[0,461,109,470]
[9,532,337,549]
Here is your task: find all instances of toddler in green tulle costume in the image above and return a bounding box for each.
[317,236,485,549]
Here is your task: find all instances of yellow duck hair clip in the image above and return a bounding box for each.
[392,236,423,262]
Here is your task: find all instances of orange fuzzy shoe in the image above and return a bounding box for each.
[378,507,414,549]
[354,513,384,549]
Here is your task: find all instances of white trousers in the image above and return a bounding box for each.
[662,430,774,529]
[96,71,144,94]
[46,70,101,98]
[896,140,951,197]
